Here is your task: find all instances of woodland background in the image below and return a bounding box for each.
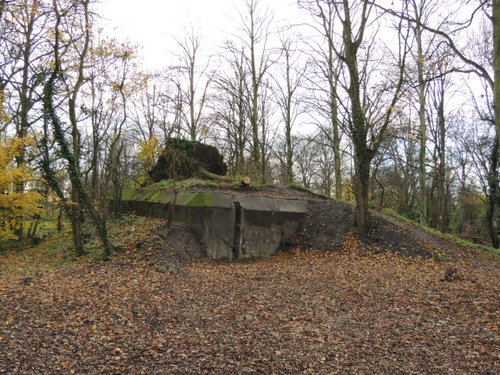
[0,0,499,253]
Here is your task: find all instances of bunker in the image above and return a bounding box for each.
[117,188,308,260]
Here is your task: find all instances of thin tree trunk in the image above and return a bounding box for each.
[189,57,196,141]
[328,44,342,200]
[44,0,112,259]
[487,137,499,248]
[250,36,261,172]
[416,20,428,226]
[494,0,500,145]
[57,205,63,233]
[494,0,500,247]
[437,88,447,232]
[285,96,293,184]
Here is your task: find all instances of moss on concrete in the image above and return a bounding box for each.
[185,192,221,207]
[146,179,222,192]
[122,182,142,200]
[145,190,162,201]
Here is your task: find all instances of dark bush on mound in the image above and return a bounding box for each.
[148,138,227,182]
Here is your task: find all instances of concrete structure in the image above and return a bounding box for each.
[117,190,308,260]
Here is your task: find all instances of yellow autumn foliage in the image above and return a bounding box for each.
[0,90,9,124]
[0,137,42,240]
[136,136,161,179]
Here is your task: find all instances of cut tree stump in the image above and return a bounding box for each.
[241,176,251,186]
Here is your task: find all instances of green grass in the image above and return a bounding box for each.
[0,231,78,276]
[125,178,267,200]
[288,183,330,199]
[185,192,222,207]
[380,207,500,257]
[0,215,156,276]
[140,178,221,194]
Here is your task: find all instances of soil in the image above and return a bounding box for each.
[292,200,479,261]
[134,222,205,273]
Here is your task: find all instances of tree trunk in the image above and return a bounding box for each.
[437,88,447,232]
[285,93,293,184]
[198,167,234,182]
[189,57,196,141]
[493,0,500,247]
[70,205,84,256]
[487,137,499,248]
[44,0,112,259]
[416,18,428,226]
[354,156,371,229]
[494,0,500,145]
[333,125,342,200]
[341,0,372,231]
[328,42,342,200]
[57,205,63,233]
[250,41,261,173]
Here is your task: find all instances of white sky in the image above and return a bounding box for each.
[98,0,303,70]
[96,0,482,121]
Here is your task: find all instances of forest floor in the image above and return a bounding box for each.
[0,198,499,374]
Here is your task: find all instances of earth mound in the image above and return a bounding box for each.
[130,184,486,263]
[292,199,480,261]
[168,184,473,261]
[136,222,205,272]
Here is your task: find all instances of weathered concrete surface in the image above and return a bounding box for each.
[117,190,308,260]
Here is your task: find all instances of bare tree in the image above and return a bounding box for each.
[294,136,316,188]
[456,121,499,247]
[273,33,305,184]
[128,71,175,144]
[174,27,212,141]
[427,54,453,231]
[212,43,249,176]
[312,133,336,196]
[236,0,275,181]
[0,0,50,237]
[299,0,344,199]
[406,0,442,225]
[379,1,497,142]
[495,0,499,143]
[332,0,410,229]
[43,0,111,258]
[83,37,137,203]
[96,42,138,209]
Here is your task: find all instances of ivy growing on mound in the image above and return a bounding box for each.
[148,139,227,182]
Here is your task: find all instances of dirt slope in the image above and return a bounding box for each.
[292,200,485,261]
[190,185,484,261]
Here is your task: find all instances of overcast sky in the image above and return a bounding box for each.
[98,0,303,70]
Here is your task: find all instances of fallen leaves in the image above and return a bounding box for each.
[1,214,499,374]
[1,246,498,374]
[4,315,14,326]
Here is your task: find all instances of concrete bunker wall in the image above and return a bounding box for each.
[118,192,307,260]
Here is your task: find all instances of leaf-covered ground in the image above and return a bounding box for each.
[1,219,498,374]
